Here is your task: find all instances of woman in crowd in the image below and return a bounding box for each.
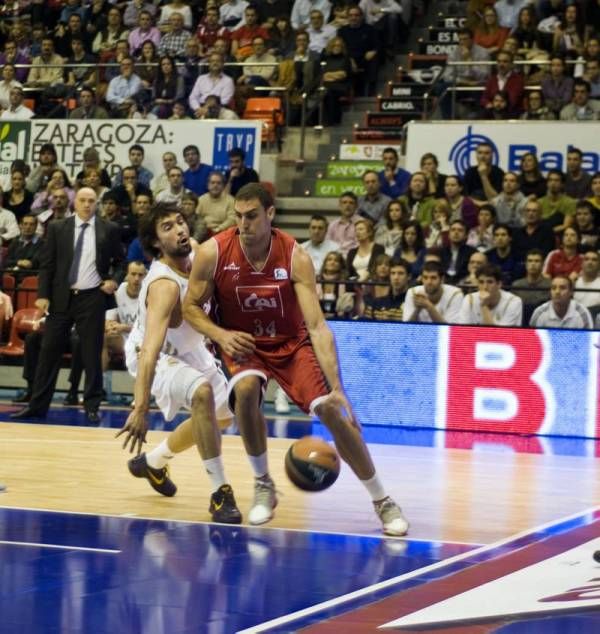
[360,253,393,319]
[320,37,352,126]
[375,199,407,256]
[543,225,583,280]
[467,204,496,251]
[401,172,436,227]
[553,4,586,59]
[541,55,574,116]
[317,251,353,318]
[135,40,160,91]
[31,169,75,213]
[518,151,547,197]
[3,169,34,221]
[269,16,296,59]
[520,90,556,120]
[474,7,509,56]
[152,55,185,118]
[511,6,543,52]
[347,218,385,281]
[425,199,451,248]
[393,220,425,279]
[443,175,478,228]
[420,153,447,197]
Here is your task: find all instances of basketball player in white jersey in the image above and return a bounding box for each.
[116,203,242,524]
[102,260,146,371]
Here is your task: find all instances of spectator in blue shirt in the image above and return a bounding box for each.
[182,144,212,196]
[113,144,154,188]
[379,147,411,199]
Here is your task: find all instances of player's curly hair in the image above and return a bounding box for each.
[138,202,190,259]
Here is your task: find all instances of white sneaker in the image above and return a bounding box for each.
[373,497,409,536]
[248,475,278,525]
[274,386,290,414]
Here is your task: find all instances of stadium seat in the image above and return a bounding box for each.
[16,275,39,311]
[0,308,43,357]
[243,97,284,150]
[23,98,35,111]
[3,273,16,302]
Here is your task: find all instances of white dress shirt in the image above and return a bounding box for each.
[72,214,102,290]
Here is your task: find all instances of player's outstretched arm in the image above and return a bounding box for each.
[183,240,256,359]
[116,279,179,454]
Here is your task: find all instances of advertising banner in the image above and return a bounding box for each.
[326,161,383,178]
[405,121,600,176]
[330,321,600,440]
[339,144,401,161]
[0,119,262,183]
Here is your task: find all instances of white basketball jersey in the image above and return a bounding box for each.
[128,252,214,371]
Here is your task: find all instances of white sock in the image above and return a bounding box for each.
[361,474,386,502]
[248,452,269,479]
[203,456,226,492]
[146,439,175,469]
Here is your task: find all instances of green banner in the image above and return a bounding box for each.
[326,161,383,178]
[314,179,365,197]
[0,121,30,182]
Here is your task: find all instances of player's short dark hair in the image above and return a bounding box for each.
[479,203,497,218]
[390,258,410,274]
[568,147,583,159]
[310,214,328,224]
[339,190,357,201]
[476,263,503,281]
[139,202,190,259]
[235,183,274,210]
[551,275,574,290]
[127,260,146,271]
[422,261,444,277]
[493,223,512,237]
[129,144,144,155]
[382,147,398,159]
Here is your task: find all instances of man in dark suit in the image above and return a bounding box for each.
[441,220,477,285]
[12,187,124,423]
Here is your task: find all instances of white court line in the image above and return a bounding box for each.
[236,505,600,634]
[0,540,120,554]
[0,504,481,547]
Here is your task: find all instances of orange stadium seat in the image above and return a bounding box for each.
[16,275,39,311]
[243,97,284,150]
[0,308,43,357]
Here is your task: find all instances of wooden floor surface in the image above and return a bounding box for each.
[2,422,600,544]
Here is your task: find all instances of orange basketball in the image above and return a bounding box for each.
[284,436,340,492]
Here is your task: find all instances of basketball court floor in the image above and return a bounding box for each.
[2,401,600,633]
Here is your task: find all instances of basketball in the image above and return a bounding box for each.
[284,436,340,492]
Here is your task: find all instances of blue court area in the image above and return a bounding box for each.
[2,507,600,633]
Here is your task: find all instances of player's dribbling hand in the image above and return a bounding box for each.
[116,409,149,455]
[219,330,256,361]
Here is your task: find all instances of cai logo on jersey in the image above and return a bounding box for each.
[236,285,284,316]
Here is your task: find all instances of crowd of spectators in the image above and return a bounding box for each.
[437,0,600,121]
[0,0,409,123]
[303,144,600,329]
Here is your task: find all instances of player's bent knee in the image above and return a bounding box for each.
[233,376,262,406]
[191,382,214,411]
[316,400,344,427]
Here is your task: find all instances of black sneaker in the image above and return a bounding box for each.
[209,484,242,524]
[128,453,177,497]
[63,392,79,406]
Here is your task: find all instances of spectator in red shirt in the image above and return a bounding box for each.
[543,226,583,281]
[231,5,270,61]
[196,6,231,57]
[481,50,524,116]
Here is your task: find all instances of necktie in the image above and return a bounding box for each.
[68,222,89,286]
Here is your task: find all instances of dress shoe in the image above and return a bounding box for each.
[10,407,45,420]
[85,408,100,424]
[12,390,31,404]
[63,392,79,406]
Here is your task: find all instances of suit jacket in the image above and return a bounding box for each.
[480,72,525,115]
[441,243,477,284]
[38,215,125,312]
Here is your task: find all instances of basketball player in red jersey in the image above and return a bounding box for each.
[183,183,408,536]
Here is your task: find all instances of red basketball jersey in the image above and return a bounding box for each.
[212,227,308,344]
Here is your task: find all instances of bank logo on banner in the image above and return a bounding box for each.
[212,127,257,172]
[448,125,499,176]
[0,122,29,179]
